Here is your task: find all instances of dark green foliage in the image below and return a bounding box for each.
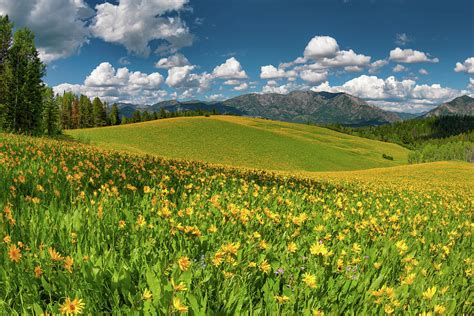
[0,15,12,127]
[79,95,93,128]
[109,103,120,125]
[1,26,45,134]
[327,115,474,163]
[42,87,60,135]
[58,92,75,130]
[131,110,142,123]
[141,110,152,122]
[92,97,107,127]
[326,116,474,149]
[409,142,474,163]
[382,154,394,161]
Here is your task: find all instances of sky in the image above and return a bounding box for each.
[0,0,473,113]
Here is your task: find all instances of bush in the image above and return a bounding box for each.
[382,153,394,160]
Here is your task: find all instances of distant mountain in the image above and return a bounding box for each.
[151,100,245,115]
[222,91,401,126]
[115,91,413,125]
[116,103,146,118]
[424,95,474,117]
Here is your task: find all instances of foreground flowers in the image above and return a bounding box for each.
[0,133,472,314]
[59,297,85,315]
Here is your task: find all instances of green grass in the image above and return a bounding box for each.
[66,115,410,172]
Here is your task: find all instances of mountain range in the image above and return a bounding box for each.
[423,95,474,117]
[118,92,474,126]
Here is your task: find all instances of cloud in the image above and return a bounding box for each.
[304,36,339,59]
[393,64,407,73]
[321,49,371,68]
[395,33,411,46]
[311,75,465,112]
[223,79,241,86]
[368,59,389,74]
[234,82,249,91]
[260,65,296,79]
[207,94,224,101]
[261,81,308,94]
[469,78,474,90]
[155,53,191,69]
[212,57,248,79]
[279,57,306,69]
[419,68,428,75]
[454,57,474,74]
[90,0,191,57]
[118,57,131,65]
[0,0,93,62]
[53,62,166,104]
[300,69,328,83]
[165,65,213,95]
[389,47,439,63]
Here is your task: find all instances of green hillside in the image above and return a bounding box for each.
[66,115,410,172]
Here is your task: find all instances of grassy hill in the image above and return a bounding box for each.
[66,115,409,172]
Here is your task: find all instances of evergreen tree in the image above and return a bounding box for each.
[59,92,74,129]
[142,110,151,122]
[2,27,45,134]
[71,98,80,129]
[109,103,120,125]
[42,87,60,135]
[132,110,142,123]
[92,97,107,126]
[0,15,12,128]
[159,108,167,119]
[78,95,91,128]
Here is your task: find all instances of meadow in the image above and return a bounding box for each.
[66,116,410,172]
[0,133,472,315]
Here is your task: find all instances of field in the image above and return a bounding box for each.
[0,133,472,315]
[65,116,409,172]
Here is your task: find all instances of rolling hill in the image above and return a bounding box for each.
[66,115,409,172]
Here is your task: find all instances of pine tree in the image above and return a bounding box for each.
[71,98,80,129]
[59,92,74,129]
[78,95,91,128]
[159,108,167,119]
[109,103,120,125]
[42,87,60,135]
[132,110,142,123]
[92,97,107,126]
[0,15,13,128]
[2,27,45,134]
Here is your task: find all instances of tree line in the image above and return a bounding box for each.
[0,15,221,135]
[325,115,474,163]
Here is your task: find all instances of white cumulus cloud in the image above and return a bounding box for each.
[155,53,190,69]
[90,0,191,57]
[304,36,339,59]
[212,57,248,79]
[0,0,93,62]
[454,57,474,74]
[311,75,465,112]
[53,62,166,104]
[392,64,407,73]
[389,47,439,63]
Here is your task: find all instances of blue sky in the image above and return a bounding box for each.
[1,0,473,112]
